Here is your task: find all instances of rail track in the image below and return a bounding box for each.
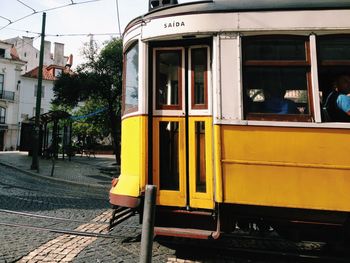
[0,209,140,239]
[159,231,350,262]
[1,209,349,262]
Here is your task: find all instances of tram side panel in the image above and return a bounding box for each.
[109,116,147,207]
[220,125,350,212]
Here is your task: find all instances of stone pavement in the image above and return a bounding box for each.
[0,151,118,189]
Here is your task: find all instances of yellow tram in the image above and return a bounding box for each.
[110,0,350,240]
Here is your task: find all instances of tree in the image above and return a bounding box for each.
[53,38,123,163]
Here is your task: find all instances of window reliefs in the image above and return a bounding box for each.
[242,36,313,122]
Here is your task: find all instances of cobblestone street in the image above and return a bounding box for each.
[0,153,178,263]
[0,153,275,263]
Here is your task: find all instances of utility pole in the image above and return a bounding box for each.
[31,12,46,171]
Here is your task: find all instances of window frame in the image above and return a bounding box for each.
[122,41,139,116]
[317,34,350,67]
[0,74,4,93]
[0,107,5,124]
[190,46,209,110]
[34,85,45,98]
[154,48,183,111]
[242,35,314,122]
[316,34,350,121]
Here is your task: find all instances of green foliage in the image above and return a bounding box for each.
[72,99,109,139]
[53,38,123,162]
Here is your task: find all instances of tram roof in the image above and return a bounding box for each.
[125,0,350,31]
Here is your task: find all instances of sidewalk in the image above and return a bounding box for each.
[0,151,119,189]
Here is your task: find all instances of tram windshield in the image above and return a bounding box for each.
[123,42,139,115]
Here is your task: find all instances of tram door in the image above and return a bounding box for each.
[151,45,214,209]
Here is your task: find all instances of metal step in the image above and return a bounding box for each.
[109,206,136,231]
[154,207,221,239]
[155,226,215,239]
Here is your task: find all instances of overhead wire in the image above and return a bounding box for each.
[16,0,37,13]
[5,27,40,36]
[0,0,102,32]
[0,15,12,24]
[5,27,121,38]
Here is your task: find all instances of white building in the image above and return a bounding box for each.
[0,41,26,150]
[20,65,60,121]
[6,36,70,73]
[0,37,73,151]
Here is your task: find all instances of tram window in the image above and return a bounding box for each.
[244,38,306,61]
[191,48,208,109]
[122,42,139,115]
[317,36,350,122]
[159,121,180,191]
[195,121,206,193]
[155,50,182,110]
[242,36,312,122]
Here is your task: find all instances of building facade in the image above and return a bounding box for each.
[0,41,26,150]
[6,36,70,73]
[0,37,73,151]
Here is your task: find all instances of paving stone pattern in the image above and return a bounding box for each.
[17,211,112,263]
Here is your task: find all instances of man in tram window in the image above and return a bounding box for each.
[323,75,350,122]
[263,86,299,114]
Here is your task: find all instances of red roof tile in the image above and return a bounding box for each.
[23,66,56,81]
[23,65,72,81]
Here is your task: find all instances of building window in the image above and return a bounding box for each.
[0,49,5,58]
[242,36,312,122]
[34,85,45,98]
[0,74,4,94]
[0,107,5,124]
[54,68,62,77]
[317,35,350,122]
[122,42,139,115]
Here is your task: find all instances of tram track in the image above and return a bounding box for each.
[160,233,350,263]
[0,208,109,225]
[0,209,141,239]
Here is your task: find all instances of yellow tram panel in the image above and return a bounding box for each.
[188,117,214,209]
[214,125,223,203]
[153,117,187,207]
[110,116,147,197]
[221,125,350,211]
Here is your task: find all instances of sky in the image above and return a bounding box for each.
[0,0,195,67]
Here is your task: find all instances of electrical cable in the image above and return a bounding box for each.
[5,27,121,37]
[0,0,101,32]
[0,15,11,23]
[48,32,121,37]
[16,0,37,13]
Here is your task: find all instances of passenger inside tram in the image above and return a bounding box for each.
[263,86,300,114]
[323,75,350,122]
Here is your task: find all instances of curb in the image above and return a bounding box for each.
[0,160,110,190]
